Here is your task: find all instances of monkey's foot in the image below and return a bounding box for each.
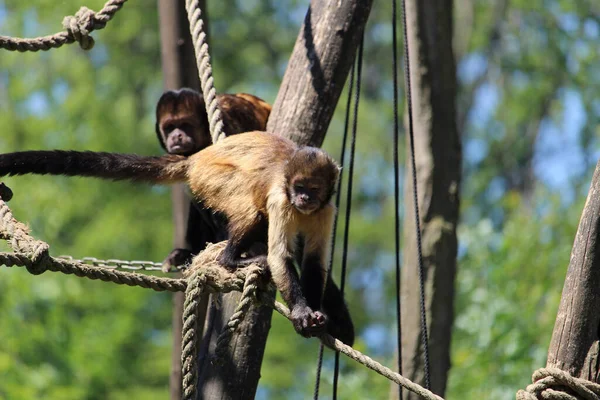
[291,306,328,338]
[162,248,194,273]
[218,254,269,271]
[0,183,13,202]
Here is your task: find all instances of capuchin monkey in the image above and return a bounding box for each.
[155,88,272,156]
[154,88,272,270]
[0,132,354,343]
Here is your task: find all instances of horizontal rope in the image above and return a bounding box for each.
[0,188,443,398]
[0,0,127,51]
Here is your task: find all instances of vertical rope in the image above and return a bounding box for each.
[400,0,431,389]
[392,0,404,397]
[184,0,225,143]
[313,61,356,400]
[333,36,364,400]
[181,272,205,400]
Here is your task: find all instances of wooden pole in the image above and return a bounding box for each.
[547,160,600,382]
[397,0,460,397]
[194,1,373,398]
[157,1,207,399]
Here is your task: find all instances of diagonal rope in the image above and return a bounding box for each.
[269,299,444,400]
[392,0,404,397]
[0,0,127,51]
[400,0,431,388]
[184,0,225,143]
[333,35,364,400]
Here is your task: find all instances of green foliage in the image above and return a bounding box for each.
[0,0,599,398]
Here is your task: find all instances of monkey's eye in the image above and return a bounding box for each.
[164,124,175,133]
[181,123,193,132]
[309,185,320,191]
[294,183,305,191]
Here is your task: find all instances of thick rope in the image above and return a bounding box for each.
[516,368,600,400]
[213,265,262,363]
[0,251,187,291]
[181,270,206,400]
[0,0,127,51]
[0,189,441,398]
[184,0,225,143]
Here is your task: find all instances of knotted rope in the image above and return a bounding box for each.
[213,264,263,363]
[0,0,127,51]
[517,368,600,400]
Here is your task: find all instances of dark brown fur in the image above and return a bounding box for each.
[0,132,352,341]
[155,88,271,272]
[155,88,271,155]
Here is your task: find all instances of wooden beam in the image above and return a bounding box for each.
[547,160,600,382]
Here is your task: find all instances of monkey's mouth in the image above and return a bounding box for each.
[294,200,319,214]
[169,143,194,155]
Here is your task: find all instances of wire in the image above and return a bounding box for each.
[333,35,364,400]
[392,0,404,397]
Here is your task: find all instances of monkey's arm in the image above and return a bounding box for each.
[266,195,326,337]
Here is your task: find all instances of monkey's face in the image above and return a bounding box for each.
[285,148,340,214]
[162,122,207,155]
[289,177,327,215]
[155,89,212,155]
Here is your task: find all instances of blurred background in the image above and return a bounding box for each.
[0,0,598,398]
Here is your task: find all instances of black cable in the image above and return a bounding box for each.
[312,51,356,400]
[400,0,431,389]
[392,0,403,397]
[333,35,364,400]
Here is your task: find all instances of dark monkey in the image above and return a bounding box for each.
[0,132,354,343]
[154,88,272,270]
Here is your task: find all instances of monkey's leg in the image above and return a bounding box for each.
[321,277,355,345]
[218,215,268,269]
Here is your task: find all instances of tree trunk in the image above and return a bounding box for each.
[268,0,374,146]
[192,1,373,399]
[157,1,206,399]
[398,0,460,398]
[546,160,600,382]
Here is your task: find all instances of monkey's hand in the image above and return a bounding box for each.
[162,248,194,273]
[290,306,328,338]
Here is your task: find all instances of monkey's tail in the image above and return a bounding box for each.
[0,150,189,184]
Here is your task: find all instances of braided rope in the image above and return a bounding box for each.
[213,266,262,363]
[184,0,225,143]
[517,368,600,400]
[0,189,447,398]
[181,270,206,400]
[0,0,127,51]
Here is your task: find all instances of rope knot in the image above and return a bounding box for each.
[62,7,97,50]
[516,367,600,399]
[25,242,50,275]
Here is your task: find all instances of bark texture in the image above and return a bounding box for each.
[398,0,460,398]
[547,160,600,383]
[195,0,374,398]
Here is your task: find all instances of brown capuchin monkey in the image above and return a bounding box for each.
[0,132,354,343]
[154,88,272,270]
